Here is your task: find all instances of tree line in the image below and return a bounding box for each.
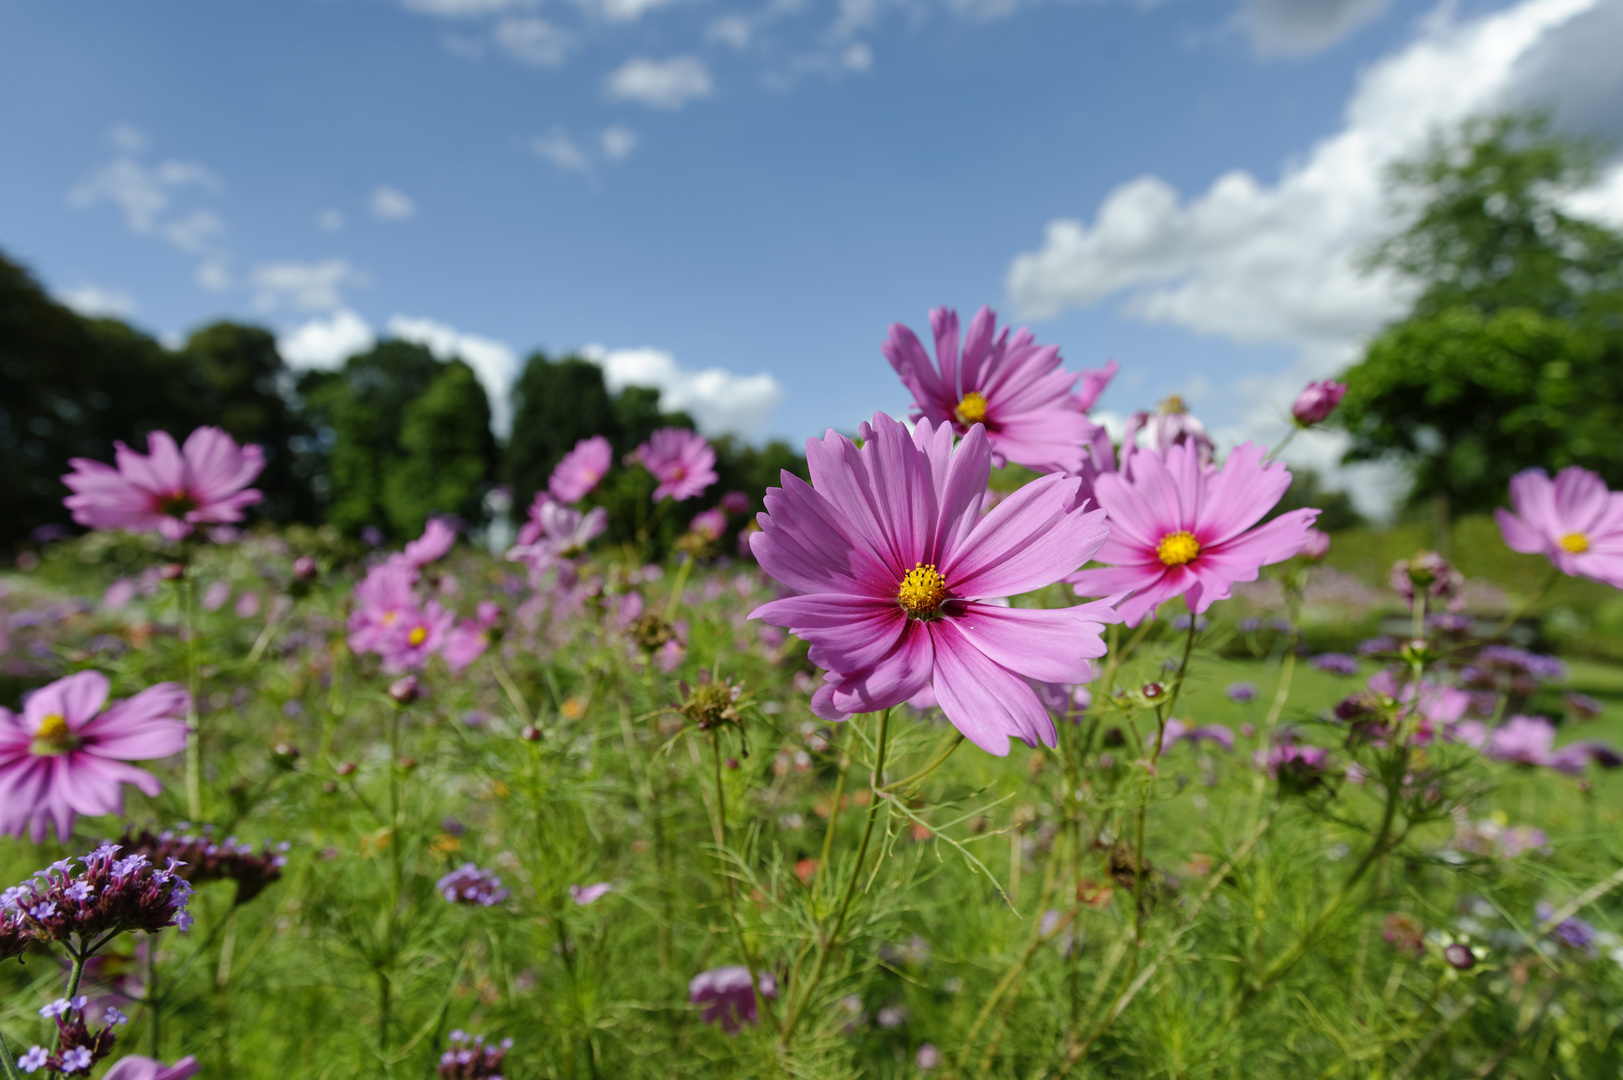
[0,256,806,550]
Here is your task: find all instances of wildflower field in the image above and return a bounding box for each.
[4,305,1623,1080]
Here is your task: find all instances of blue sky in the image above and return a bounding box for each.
[2,0,1619,506]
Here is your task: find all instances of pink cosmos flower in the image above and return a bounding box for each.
[1300,528,1331,561]
[1074,359,1118,413]
[508,499,608,572]
[348,562,420,655]
[750,412,1122,756]
[883,306,1091,474]
[0,671,189,843]
[569,882,612,905]
[442,620,490,673]
[690,966,777,1036]
[1485,715,1561,767]
[635,428,717,503]
[1291,380,1347,427]
[1068,442,1319,626]
[376,600,454,673]
[1495,467,1623,589]
[690,507,727,541]
[103,1057,200,1080]
[63,427,264,541]
[549,435,613,503]
[398,518,457,569]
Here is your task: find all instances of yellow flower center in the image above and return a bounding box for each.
[955,392,989,426]
[1560,532,1590,554]
[1159,394,1186,414]
[31,713,79,756]
[897,562,949,617]
[408,626,428,646]
[1156,530,1201,567]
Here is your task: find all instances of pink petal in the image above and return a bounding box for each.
[24,670,111,729]
[929,627,1055,755]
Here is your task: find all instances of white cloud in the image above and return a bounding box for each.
[606,56,713,110]
[1007,0,1603,374]
[107,124,146,153]
[1241,0,1397,56]
[388,315,523,436]
[574,0,679,21]
[532,128,593,173]
[197,259,233,292]
[401,0,538,15]
[319,209,345,231]
[842,42,873,70]
[56,285,136,319]
[370,186,418,220]
[251,259,368,312]
[68,156,219,234]
[279,309,377,370]
[706,15,753,48]
[494,17,574,65]
[580,344,784,436]
[601,125,639,161]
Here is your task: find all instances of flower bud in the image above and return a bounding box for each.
[1443,942,1476,970]
[1291,380,1346,427]
[270,743,300,768]
[292,555,318,581]
[1299,529,1331,562]
[1141,682,1165,700]
[520,725,542,742]
[160,562,186,581]
[397,756,417,771]
[387,675,420,705]
[336,761,357,776]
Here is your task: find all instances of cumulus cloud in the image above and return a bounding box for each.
[574,0,680,21]
[580,344,784,436]
[401,0,538,15]
[370,186,418,220]
[1506,0,1623,142]
[387,315,523,436]
[606,56,713,110]
[1241,0,1397,56]
[706,15,753,48]
[495,17,574,65]
[68,156,220,234]
[532,128,593,173]
[251,259,368,312]
[56,285,136,319]
[1008,0,1605,372]
[601,125,639,161]
[279,309,377,370]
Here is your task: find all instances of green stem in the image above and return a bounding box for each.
[490,654,533,727]
[182,576,204,822]
[662,554,694,624]
[1265,426,1299,462]
[778,708,890,1052]
[1486,565,1561,641]
[876,733,964,793]
[0,1028,23,1080]
[708,734,779,1037]
[817,727,848,873]
[1132,618,1197,944]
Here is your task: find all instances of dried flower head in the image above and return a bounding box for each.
[627,613,677,653]
[677,671,743,731]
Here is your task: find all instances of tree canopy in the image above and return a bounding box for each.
[1338,114,1623,515]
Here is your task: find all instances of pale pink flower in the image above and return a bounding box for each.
[635,428,717,502]
[569,882,612,905]
[442,621,490,673]
[1125,396,1214,469]
[63,427,264,541]
[1495,467,1623,589]
[1074,360,1118,413]
[1069,443,1319,626]
[0,671,189,843]
[549,436,613,503]
[690,507,727,541]
[884,305,1092,473]
[398,518,457,569]
[376,601,454,673]
[750,412,1122,756]
[508,498,608,573]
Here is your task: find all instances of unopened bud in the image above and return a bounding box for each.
[1142,682,1165,700]
[397,756,417,771]
[521,725,542,742]
[388,675,420,705]
[336,761,357,776]
[293,555,318,581]
[160,563,186,581]
[1443,943,1476,970]
[270,742,300,766]
[726,757,740,770]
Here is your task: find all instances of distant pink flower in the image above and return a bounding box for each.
[1291,380,1346,427]
[1300,529,1331,561]
[1074,359,1118,413]
[1495,467,1623,589]
[1125,397,1214,469]
[635,428,717,502]
[103,578,137,611]
[201,580,232,612]
[102,1056,200,1080]
[0,671,188,843]
[1153,718,1234,753]
[348,562,419,654]
[549,436,613,503]
[570,882,612,905]
[508,499,608,572]
[398,518,456,569]
[690,507,727,541]
[1069,443,1319,627]
[442,620,490,673]
[376,601,454,673]
[63,427,264,541]
[719,490,752,515]
[750,412,1122,756]
[1485,715,1560,767]
[690,966,777,1035]
[883,306,1091,473]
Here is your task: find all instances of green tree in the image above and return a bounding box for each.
[1339,114,1623,520]
[384,359,497,535]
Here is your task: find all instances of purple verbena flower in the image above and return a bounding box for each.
[1311,653,1359,676]
[690,965,777,1036]
[436,864,509,907]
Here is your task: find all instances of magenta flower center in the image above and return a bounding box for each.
[954,392,989,427]
[30,713,80,757]
[1560,532,1590,554]
[1156,530,1201,567]
[155,489,199,518]
[897,562,949,618]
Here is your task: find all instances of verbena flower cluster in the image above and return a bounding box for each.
[116,828,289,906]
[1,844,194,956]
[436,863,510,907]
[16,997,127,1075]
[437,1031,512,1079]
